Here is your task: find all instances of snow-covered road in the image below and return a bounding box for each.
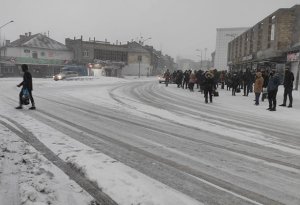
[0,76,299,205]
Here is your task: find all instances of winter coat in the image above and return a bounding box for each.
[18,71,33,91]
[189,73,197,83]
[231,74,239,88]
[254,72,264,93]
[164,71,171,80]
[242,71,252,83]
[262,72,269,88]
[283,71,294,89]
[267,73,280,92]
[175,72,183,84]
[203,72,215,90]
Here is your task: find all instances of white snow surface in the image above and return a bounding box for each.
[0,76,299,205]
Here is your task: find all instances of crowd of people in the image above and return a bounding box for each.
[162,66,295,111]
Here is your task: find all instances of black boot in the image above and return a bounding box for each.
[29,103,36,110]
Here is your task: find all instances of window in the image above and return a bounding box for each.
[41,51,45,56]
[4,67,13,73]
[270,24,275,41]
[83,50,89,57]
[24,49,30,53]
[32,51,38,59]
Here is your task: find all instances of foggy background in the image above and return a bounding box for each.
[1,0,299,61]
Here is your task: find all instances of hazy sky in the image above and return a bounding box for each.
[0,0,299,61]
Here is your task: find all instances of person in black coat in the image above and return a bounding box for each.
[242,69,252,96]
[16,64,36,110]
[267,69,280,111]
[231,73,240,96]
[203,71,216,103]
[279,67,294,108]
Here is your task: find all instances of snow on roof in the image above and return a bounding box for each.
[9,33,69,51]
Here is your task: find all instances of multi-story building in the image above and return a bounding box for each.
[66,37,175,76]
[214,27,249,71]
[228,5,300,89]
[0,33,73,77]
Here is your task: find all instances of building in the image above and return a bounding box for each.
[228,5,300,87]
[66,37,176,77]
[214,27,249,71]
[65,37,127,77]
[0,33,73,77]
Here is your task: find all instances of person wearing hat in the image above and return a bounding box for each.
[203,71,216,103]
[279,66,294,108]
[16,64,36,110]
[267,68,280,111]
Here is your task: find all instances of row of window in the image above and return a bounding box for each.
[24,49,46,59]
[1,67,14,73]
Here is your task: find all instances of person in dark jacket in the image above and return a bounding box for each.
[16,64,36,110]
[267,69,280,111]
[182,70,190,89]
[279,67,294,108]
[203,71,216,103]
[231,73,239,96]
[242,69,252,96]
[261,70,269,102]
[175,70,183,88]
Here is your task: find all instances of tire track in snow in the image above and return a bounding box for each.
[0,116,118,205]
[30,95,300,171]
[15,108,285,205]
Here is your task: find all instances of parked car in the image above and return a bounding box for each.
[53,71,78,81]
[61,65,88,76]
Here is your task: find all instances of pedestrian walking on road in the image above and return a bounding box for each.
[279,66,294,108]
[16,64,36,110]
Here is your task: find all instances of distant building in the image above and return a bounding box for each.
[0,33,73,77]
[214,27,249,71]
[65,37,175,76]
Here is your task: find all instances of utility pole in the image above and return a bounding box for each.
[196,49,202,69]
[204,48,207,69]
[138,55,142,78]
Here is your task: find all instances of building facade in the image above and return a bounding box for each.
[0,33,73,77]
[66,37,175,76]
[228,5,300,89]
[214,27,249,71]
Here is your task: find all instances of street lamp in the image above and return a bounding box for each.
[0,20,14,59]
[0,20,14,29]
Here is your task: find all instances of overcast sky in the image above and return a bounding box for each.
[1,0,299,61]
